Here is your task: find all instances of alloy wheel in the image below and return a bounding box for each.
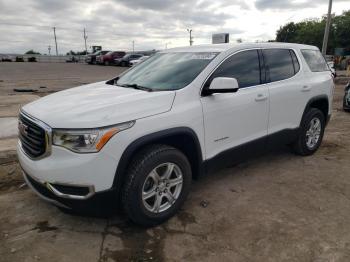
[142,162,183,213]
[305,117,321,149]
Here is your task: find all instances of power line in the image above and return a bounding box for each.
[0,21,86,33]
[0,21,50,29]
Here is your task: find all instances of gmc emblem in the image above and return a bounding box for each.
[18,120,29,136]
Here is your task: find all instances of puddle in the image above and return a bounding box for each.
[177,211,197,228]
[99,221,165,262]
[33,221,58,233]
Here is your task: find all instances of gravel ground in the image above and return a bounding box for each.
[0,62,350,262]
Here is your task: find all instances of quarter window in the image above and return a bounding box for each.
[301,49,329,72]
[205,50,261,89]
[263,49,295,82]
[290,50,300,73]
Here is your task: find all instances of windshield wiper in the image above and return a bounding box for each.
[118,83,153,92]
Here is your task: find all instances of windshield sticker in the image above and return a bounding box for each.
[190,53,217,60]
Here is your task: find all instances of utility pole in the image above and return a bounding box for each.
[165,42,171,49]
[322,0,333,56]
[132,40,135,53]
[48,45,51,55]
[53,27,58,56]
[83,28,88,54]
[187,29,193,46]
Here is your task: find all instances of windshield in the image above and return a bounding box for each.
[116,52,218,91]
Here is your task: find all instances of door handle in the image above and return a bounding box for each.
[301,85,311,92]
[255,94,268,102]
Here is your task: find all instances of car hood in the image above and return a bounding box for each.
[22,81,176,128]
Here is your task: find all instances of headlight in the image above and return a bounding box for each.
[52,121,135,153]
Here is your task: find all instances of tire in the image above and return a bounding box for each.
[343,95,350,112]
[104,61,110,66]
[122,145,192,227]
[292,108,325,156]
[121,61,126,67]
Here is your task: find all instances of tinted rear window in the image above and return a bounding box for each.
[301,49,329,72]
[263,49,295,82]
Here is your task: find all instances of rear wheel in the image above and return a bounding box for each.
[344,95,350,112]
[292,108,325,156]
[121,61,127,67]
[122,145,192,227]
[104,61,110,66]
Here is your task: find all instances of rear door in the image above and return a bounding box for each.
[200,49,269,161]
[262,48,309,137]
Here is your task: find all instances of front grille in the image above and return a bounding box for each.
[19,113,48,158]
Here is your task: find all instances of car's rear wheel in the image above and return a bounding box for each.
[122,145,192,227]
[104,61,110,66]
[121,61,127,67]
[292,108,325,156]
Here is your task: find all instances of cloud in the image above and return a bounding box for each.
[255,0,348,10]
[0,0,348,54]
[114,0,181,11]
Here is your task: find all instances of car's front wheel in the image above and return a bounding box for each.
[292,108,325,156]
[122,145,192,226]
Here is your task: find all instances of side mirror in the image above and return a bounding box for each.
[204,77,239,95]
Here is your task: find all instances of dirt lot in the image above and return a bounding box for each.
[1,62,350,262]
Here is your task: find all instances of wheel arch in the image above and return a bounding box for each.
[112,127,204,195]
[302,95,330,125]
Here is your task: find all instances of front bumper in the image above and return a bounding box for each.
[23,171,117,212]
[17,142,118,192]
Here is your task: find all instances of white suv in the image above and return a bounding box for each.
[18,43,334,226]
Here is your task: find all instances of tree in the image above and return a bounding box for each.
[276,22,300,43]
[25,50,41,55]
[276,10,350,54]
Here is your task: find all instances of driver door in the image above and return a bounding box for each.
[200,49,269,165]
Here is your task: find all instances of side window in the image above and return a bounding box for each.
[301,49,329,72]
[263,49,295,82]
[290,50,300,73]
[206,50,261,88]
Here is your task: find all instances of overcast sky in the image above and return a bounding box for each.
[0,0,348,54]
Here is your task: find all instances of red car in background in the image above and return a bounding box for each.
[85,50,110,64]
[96,51,126,65]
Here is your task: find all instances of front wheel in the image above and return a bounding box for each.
[292,108,325,156]
[122,145,192,227]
